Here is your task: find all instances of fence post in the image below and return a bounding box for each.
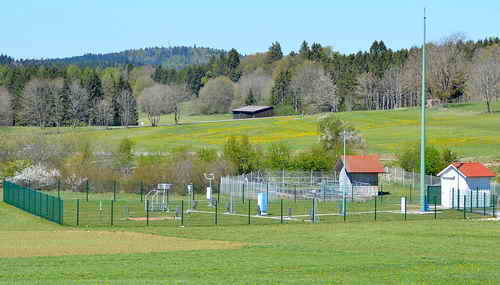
[312,199,316,224]
[457,189,460,210]
[476,188,479,210]
[86,180,89,202]
[111,200,114,226]
[434,199,437,220]
[181,200,184,226]
[242,184,245,204]
[280,199,283,224]
[146,200,149,226]
[266,183,269,209]
[140,181,144,202]
[248,199,251,225]
[343,196,346,222]
[404,196,407,221]
[76,199,80,226]
[215,199,218,225]
[470,192,473,213]
[217,184,221,202]
[58,198,63,225]
[57,179,61,199]
[483,192,486,216]
[113,181,117,202]
[294,185,297,203]
[463,196,467,220]
[452,188,454,209]
[493,195,497,218]
[374,196,377,221]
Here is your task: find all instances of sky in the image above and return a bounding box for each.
[1,0,499,60]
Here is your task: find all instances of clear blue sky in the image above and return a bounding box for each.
[1,0,499,59]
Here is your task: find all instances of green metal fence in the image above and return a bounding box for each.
[3,181,63,224]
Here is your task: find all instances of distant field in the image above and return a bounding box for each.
[1,102,500,162]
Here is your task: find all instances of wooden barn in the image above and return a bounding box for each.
[336,155,385,198]
[232,106,274,119]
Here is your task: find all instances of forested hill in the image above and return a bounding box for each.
[16,46,226,68]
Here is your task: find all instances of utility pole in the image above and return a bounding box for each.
[420,8,427,212]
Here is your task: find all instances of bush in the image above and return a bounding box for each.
[265,143,292,170]
[398,145,459,176]
[223,136,262,174]
[292,144,335,171]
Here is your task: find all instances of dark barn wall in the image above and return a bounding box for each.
[348,173,379,186]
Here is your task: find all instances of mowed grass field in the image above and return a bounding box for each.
[1,188,500,284]
[1,102,499,162]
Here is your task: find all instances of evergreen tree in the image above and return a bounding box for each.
[111,75,137,126]
[310,43,323,62]
[266,42,283,64]
[299,41,311,60]
[271,69,292,105]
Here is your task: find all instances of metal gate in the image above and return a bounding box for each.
[427,185,441,205]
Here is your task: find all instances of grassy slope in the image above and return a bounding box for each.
[1,197,500,284]
[3,102,499,162]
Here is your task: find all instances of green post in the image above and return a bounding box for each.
[140,181,144,202]
[374,196,377,221]
[312,199,315,224]
[343,196,347,222]
[464,196,467,220]
[242,184,245,204]
[493,195,496,218]
[248,199,251,225]
[483,192,486,216]
[86,180,89,202]
[266,183,269,209]
[434,199,437,220]
[76,199,80,226]
[351,186,354,202]
[451,188,454,209]
[294,185,297,203]
[404,196,407,221]
[217,185,221,202]
[476,188,479,209]
[111,200,114,226]
[146,200,149,226]
[457,189,460,210]
[470,193,473,213]
[280,199,283,224]
[181,200,184,226]
[215,199,218,225]
[59,198,63,225]
[419,9,427,212]
[113,181,117,202]
[57,179,61,199]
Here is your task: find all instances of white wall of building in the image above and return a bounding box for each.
[440,167,492,208]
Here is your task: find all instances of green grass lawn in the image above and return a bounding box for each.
[1,194,500,284]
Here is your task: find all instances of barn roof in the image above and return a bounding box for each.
[438,162,496,178]
[232,106,273,113]
[341,155,385,173]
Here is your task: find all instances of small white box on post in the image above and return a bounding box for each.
[400,197,406,213]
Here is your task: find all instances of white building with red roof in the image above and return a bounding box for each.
[437,162,496,208]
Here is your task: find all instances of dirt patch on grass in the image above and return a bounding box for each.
[0,230,245,258]
[128,216,176,221]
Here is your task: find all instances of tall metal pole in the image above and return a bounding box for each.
[343,130,347,216]
[420,9,427,212]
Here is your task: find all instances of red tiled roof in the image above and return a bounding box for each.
[342,155,385,173]
[452,162,496,178]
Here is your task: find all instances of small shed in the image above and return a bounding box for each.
[232,106,274,119]
[437,162,496,208]
[336,155,385,198]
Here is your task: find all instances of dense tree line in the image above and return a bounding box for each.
[1,36,500,127]
[17,46,225,69]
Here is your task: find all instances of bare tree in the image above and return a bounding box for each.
[467,45,500,113]
[21,79,62,128]
[0,87,13,126]
[67,82,89,127]
[95,99,113,126]
[427,34,467,101]
[233,68,273,108]
[290,62,338,113]
[117,89,136,127]
[139,84,189,126]
[196,77,234,114]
